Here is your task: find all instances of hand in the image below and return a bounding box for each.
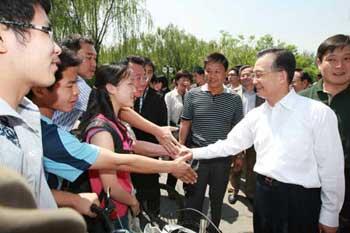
[130,197,140,216]
[171,154,197,184]
[176,145,193,159]
[233,155,244,172]
[156,126,181,155]
[319,223,337,233]
[74,192,100,217]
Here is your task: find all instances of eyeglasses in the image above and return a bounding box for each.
[251,70,282,79]
[240,72,254,78]
[134,76,149,82]
[0,19,53,39]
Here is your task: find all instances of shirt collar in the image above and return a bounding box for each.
[200,83,231,94]
[0,97,41,132]
[174,88,183,97]
[41,115,53,124]
[264,89,297,111]
[316,79,350,96]
[0,98,21,118]
[277,89,298,111]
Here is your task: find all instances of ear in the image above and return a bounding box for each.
[31,87,47,98]
[105,83,117,94]
[279,70,289,84]
[316,58,322,70]
[0,28,8,54]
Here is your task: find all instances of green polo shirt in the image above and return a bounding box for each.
[300,80,350,168]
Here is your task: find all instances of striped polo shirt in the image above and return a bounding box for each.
[182,84,243,147]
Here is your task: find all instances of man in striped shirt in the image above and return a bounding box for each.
[179,52,243,232]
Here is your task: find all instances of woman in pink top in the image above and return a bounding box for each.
[80,64,170,230]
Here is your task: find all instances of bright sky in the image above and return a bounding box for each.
[145,0,350,53]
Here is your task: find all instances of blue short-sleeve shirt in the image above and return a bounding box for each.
[41,116,99,188]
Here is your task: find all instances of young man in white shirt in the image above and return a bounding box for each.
[182,48,344,233]
[0,0,62,208]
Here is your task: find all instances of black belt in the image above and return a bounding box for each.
[257,174,321,192]
[257,174,282,186]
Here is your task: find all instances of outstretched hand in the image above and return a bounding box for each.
[173,145,193,159]
[171,153,197,184]
[156,126,181,155]
[319,223,337,233]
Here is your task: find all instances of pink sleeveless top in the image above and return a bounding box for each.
[85,114,133,218]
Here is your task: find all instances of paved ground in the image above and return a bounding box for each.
[159,174,253,233]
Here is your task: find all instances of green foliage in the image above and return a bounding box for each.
[50,1,318,81]
[99,26,318,81]
[51,0,152,57]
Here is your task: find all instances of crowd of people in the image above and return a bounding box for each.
[0,1,349,233]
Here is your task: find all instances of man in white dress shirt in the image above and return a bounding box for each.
[182,48,344,233]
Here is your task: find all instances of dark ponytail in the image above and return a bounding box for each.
[79,64,129,133]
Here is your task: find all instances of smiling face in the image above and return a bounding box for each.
[317,45,350,87]
[109,72,135,109]
[77,42,97,80]
[205,62,226,91]
[3,4,62,89]
[253,54,285,102]
[48,66,80,113]
[130,62,147,98]
[240,67,254,89]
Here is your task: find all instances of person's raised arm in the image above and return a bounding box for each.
[90,147,196,184]
[132,140,173,158]
[88,130,196,183]
[119,107,180,154]
[179,119,191,145]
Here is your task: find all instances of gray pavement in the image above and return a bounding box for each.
[159,174,253,233]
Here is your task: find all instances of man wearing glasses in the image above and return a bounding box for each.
[0,0,62,208]
[122,56,168,218]
[181,48,344,233]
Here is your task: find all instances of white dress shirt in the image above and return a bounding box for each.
[192,89,344,227]
[164,88,184,126]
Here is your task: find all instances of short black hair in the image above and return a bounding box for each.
[144,57,155,71]
[193,66,204,75]
[61,34,94,53]
[239,65,252,76]
[175,70,192,83]
[118,56,145,67]
[295,69,312,84]
[317,34,350,61]
[204,52,229,71]
[127,56,145,66]
[257,48,296,84]
[0,0,51,41]
[150,75,163,84]
[47,47,82,90]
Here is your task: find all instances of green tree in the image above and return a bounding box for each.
[51,0,152,56]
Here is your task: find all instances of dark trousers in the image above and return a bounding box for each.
[230,147,257,199]
[339,168,350,233]
[254,174,321,233]
[183,159,231,233]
